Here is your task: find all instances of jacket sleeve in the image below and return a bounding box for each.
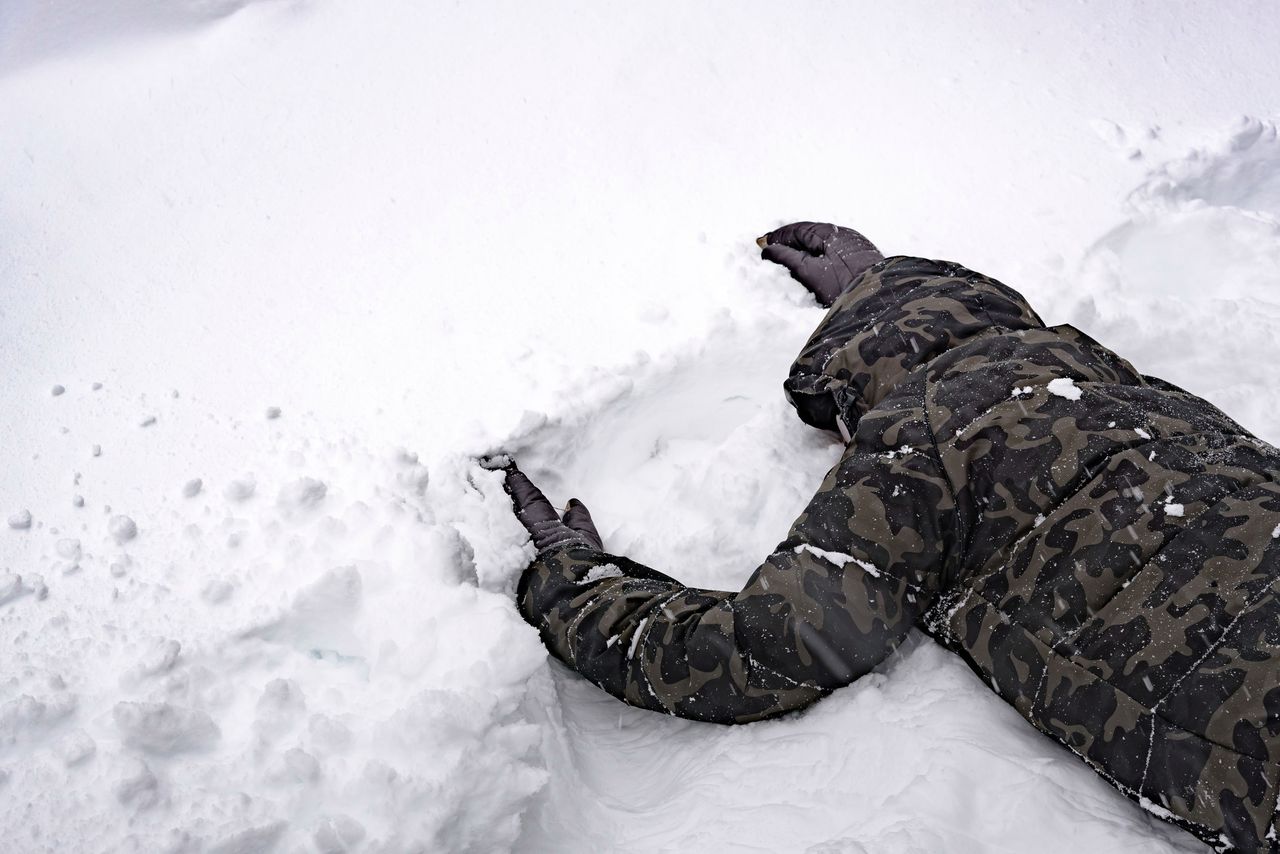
[516,387,957,724]
[783,256,1045,437]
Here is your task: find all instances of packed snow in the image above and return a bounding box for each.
[577,564,624,585]
[1046,377,1083,401]
[5,2,1280,852]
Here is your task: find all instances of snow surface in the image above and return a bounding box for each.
[5,2,1280,852]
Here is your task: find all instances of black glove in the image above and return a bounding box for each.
[480,457,603,552]
[758,222,884,308]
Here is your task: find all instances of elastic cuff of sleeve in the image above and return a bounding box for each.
[536,540,612,564]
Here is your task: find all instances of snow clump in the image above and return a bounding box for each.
[1047,377,1083,401]
[108,514,138,543]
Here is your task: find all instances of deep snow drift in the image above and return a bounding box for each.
[5,3,1280,852]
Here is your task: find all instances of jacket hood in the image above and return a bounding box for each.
[784,256,1046,436]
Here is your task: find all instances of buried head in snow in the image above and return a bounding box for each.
[6,9,1275,847]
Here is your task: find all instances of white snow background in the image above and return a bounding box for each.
[4,2,1280,851]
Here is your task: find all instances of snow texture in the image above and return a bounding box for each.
[5,2,1280,852]
[1047,377,1083,401]
[578,564,624,585]
[108,514,138,544]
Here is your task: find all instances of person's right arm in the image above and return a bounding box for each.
[511,384,957,724]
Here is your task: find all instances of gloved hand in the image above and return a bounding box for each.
[758,222,884,308]
[480,456,603,552]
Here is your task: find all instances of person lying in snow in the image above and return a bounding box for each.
[485,222,1280,853]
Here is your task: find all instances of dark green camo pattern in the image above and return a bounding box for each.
[517,256,1280,852]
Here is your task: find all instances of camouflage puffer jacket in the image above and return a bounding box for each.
[518,256,1280,852]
